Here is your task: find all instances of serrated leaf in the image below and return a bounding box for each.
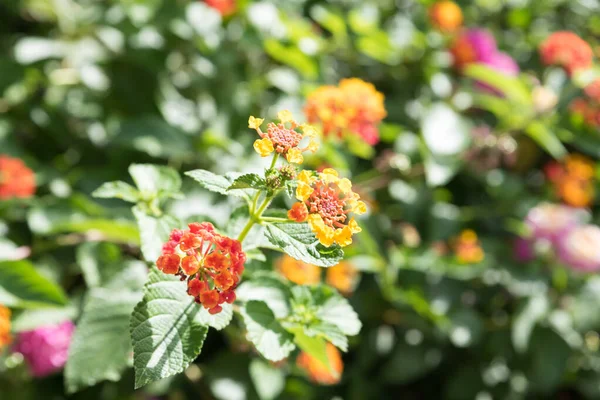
[92,181,140,203]
[0,260,68,308]
[132,207,180,262]
[129,164,181,197]
[65,289,142,393]
[241,301,295,361]
[185,169,233,195]
[236,274,292,318]
[197,303,233,330]
[228,173,266,190]
[316,294,362,337]
[306,321,348,352]
[264,223,343,267]
[130,269,209,389]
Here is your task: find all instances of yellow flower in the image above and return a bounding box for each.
[307,139,319,153]
[248,116,264,129]
[253,138,274,157]
[353,201,367,215]
[301,124,318,137]
[296,182,314,202]
[286,148,304,164]
[334,226,353,247]
[278,109,294,124]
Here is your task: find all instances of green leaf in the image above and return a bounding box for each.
[525,122,567,159]
[264,39,318,79]
[249,359,285,400]
[315,291,362,337]
[356,30,399,65]
[311,5,347,41]
[130,269,209,389]
[12,306,77,332]
[264,223,343,267]
[132,206,180,262]
[185,169,249,199]
[65,288,142,393]
[198,303,233,330]
[305,321,348,352]
[236,274,292,318]
[512,295,549,353]
[129,164,182,198]
[241,301,295,362]
[227,174,266,191]
[291,328,331,369]
[423,152,462,187]
[464,64,532,105]
[0,260,68,308]
[92,181,140,203]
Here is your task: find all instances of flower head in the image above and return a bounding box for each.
[14,321,74,377]
[454,230,484,264]
[304,78,386,145]
[205,0,236,16]
[325,261,359,295]
[539,31,593,76]
[157,222,246,314]
[289,169,365,247]
[557,225,600,272]
[297,342,343,385]
[525,203,586,244]
[277,254,321,285]
[0,305,11,350]
[0,155,35,200]
[545,155,595,208]
[450,29,497,69]
[429,1,463,32]
[249,111,318,164]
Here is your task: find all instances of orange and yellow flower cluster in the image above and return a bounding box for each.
[157,222,246,314]
[454,230,484,264]
[304,78,386,146]
[277,255,359,295]
[429,1,463,33]
[0,155,35,200]
[288,169,366,247]
[297,342,343,385]
[539,31,593,76]
[249,111,318,164]
[205,0,236,16]
[545,154,595,208]
[0,305,11,350]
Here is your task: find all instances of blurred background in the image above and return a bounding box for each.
[3,0,600,399]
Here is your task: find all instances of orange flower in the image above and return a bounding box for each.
[539,31,593,76]
[277,255,321,285]
[0,155,35,200]
[325,261,358,295]
[584,79,600,103]
[304,78,386,145]
[545,154,596,208]
[205,0,236,16]
[297,343,343,385]
[0,305,11,350]
[429,1,463,32]
[454,230,484,264]
[157,222,246,314]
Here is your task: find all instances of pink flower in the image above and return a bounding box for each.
[557,225,600,272]
[14,321,75,377]
[484,52,519,76]
[513,237,535,262]
[451,29,497,69]
[525,203,585,245]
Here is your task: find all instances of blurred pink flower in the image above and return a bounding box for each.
[525,203,585,245]
[451,29,497,69]
[484,52,519,76]
[557,225,600,272]
[513,237,535,262]
[14,321,75,377]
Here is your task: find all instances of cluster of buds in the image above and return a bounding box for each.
[429,1,463,33]
[0,305,10,350]
[157,222,246,314]
[453,230,484,264]
[304,78,386,146]
[539,31,593,76]
[0,155,36,200]
[288,169,366,247]
[545,154,595,208]
[265,164,297,194]
[249,110,319,164]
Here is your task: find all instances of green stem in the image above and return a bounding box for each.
[269,153,280,170]
[261,217,289,223]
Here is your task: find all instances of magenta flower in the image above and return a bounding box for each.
[525,203,585,245]
[14,321,75,377]
[484,52,519,76]
[513,237,535,262]
[451,29,497,68]
[557,225,600,272]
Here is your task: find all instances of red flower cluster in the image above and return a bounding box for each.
[0,155,35,200]
[205,0,236,16]
[570,97,600,128]
[539,31,593,76]
[157,222,246,314]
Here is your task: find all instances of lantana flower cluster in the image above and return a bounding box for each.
[14,321,75,377]
[0,305,11,350]
[545,154,595,208]
[288,169,366,247]
[429,1,463,33]
[453,229,485,264]
[304,78,386,145]
[250,110,318,164]
[205,0,236,16]
[518,203,600,272]
[0,155,36,200]
[157,222,246,314]
[539,31,593,76]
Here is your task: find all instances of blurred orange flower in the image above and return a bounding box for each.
[277,255,321,285]
[304,78,386,145]
[539,31,593,75]
[546,154,596,208]
[0,305,11,350]
[297,342,343,385]
[0,155,35,200]
[429,1,463,32]
[205,0,236,16]
[454,230,484,264]
[326,261,359,295]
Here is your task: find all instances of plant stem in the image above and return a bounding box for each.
[269,153,280,169]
